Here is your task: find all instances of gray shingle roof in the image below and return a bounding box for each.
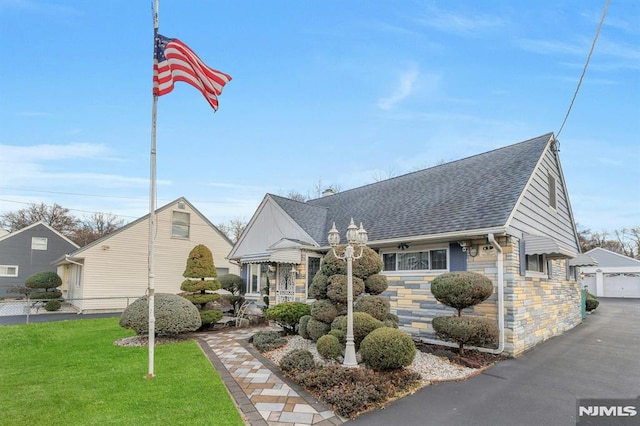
[272,133,553,245]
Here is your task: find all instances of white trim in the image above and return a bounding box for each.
[380,245,450,273]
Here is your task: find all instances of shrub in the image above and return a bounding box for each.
[316,334,343,361]
[360,327,416,371]
[180,279,220,294]
[430,272,494,316]
[180,292,220,306]
[298,315,312,339]
[309,272,329,300]
[265,302,311,334]
[279,349,315,373]
[586,292,599,312]
[331,315,345,330]
[327,274,364,304]
[321,246,383,279]
[119,293,201,336]
[218,273,244,294]
[384,313,399,328]
[311,299,339,323]
[432,316,499,355]
[29,291,63,300]
[354,295,390,321]
[25,271,61,289]
[365,274,388,295]
[199,308,223,327]
[328,329,345,344]
[183,244,217,278]
[44,299,62,311]
[252,330,287,352]
[306,317,331,342]
[337,312,384,349]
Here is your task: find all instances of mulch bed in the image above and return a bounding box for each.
[415,341,507,369]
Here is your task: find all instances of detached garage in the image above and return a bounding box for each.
[580,248,640,298]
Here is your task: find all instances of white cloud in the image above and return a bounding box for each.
[416,6,506,35]
[377,65,420,110]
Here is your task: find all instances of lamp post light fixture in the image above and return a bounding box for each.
[328,218,368,367]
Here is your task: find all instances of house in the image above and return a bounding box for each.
[0,221,79,297]
[580,248,640,298]
[55,197,239,313]
[229,133,585,356]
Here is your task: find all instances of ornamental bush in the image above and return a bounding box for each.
[298,315,312,339]
[264,301,311,334]
[199,308,224,327]
[316,334,343,362]
[309,272,329,300]
[252,330,287,352]
[119,293,201,336]
[321,246,383,279]
[364,274,388,295]
[306,317,331,342]
[354,295,390,321]
[29,291,63,300]
[279,349,315,373]
[25,271,62,289]
[360,327,417,371]
[586,292,599,312]
[327,275,364,304]
[337,312,384,350]
[328,329,346,344]
[183,244,217,278]
[44,299,62,312]
[432,316,498,356]
[218,273,243,294]
[311,299,339,323]
[430,272,494,316]
[384,313,399,328]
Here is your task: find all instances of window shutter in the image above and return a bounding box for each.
[519,239,526,276]
[565,261,570,281]
[241,265,249,294]
[449,243,467,272]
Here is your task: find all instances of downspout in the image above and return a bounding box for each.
[487,233,505,354]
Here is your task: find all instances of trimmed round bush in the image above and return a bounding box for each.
[384,313,399,328]
[309,272,329,300]
[365,274,388,295]
[25,271,62,289]
[218,273,243,293]
[327,275,364,304]
[119,293,201,336]
[252,330,287,352]
[29,291,63,300]
[316,334,343,361]
[430,272,494,315]
[586,295,599,312]
[44,299,62,311]
[181,292,220,306]
[432,316,499,355]
[180,279,220,294]
[321,246,383,279]
[360,327,417,371]
[328,329,346,344]
[311,299,339,323]
[306,317,331,342]
[183,244,217,278]
[337,312,384,349]
[331,315,345,330]
[298,315,312,339]
[279,349,315,373]
[265,301,311,334]
[354,295,390,321]
[199,308,223,326]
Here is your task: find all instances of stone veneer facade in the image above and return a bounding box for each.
[268,238,582,357]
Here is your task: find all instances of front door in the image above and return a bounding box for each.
[276,263,296,304]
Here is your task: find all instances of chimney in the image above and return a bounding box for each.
[322,188,335,197]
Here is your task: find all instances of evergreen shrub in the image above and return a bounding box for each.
[252,330,287,352]
[360,327,416,371]
[337,312,384,349]
[298,315,312,339]
[265,302,311,334]
[327,275,364,304]
[354,295,390,321]
[25,271,62,289]
[432,316,498,354]
[279,349,315,373]
[316,334,343,361]
[119,293,201,336]
[311,299,339,323]
[44,299,62,311]
[306,317,331,342]
[430,272,494,316]
[364,274,388,295]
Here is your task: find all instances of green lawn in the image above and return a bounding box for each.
[0,318,244,426]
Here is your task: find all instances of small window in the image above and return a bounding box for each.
[526,254,545,273]
[31,237,48,250]
[548,172,557,209]
[171,211,190,238]
[0,265,19,277]
[382,248,448,272]
[306,255,321,295]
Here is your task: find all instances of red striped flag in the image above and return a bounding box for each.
[153,34,231,111]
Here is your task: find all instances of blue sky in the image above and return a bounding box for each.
[0,0,638,234]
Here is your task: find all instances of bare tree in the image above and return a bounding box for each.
[71,212,125,247]
[312,178,341,199]
[0,202,77,235]
[371,167,398,183]
[285,190,308,202]
[217,217,247,244]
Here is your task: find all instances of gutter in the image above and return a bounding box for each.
[63,255,83,266]
[486,233,505,354]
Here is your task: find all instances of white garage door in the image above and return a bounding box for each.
[582,275,596,295]
[603,273,640,298]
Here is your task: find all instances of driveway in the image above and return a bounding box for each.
[348,298,640,426]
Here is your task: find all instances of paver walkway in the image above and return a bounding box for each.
[197,327,343,426]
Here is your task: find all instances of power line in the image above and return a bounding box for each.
[556,0,610,139]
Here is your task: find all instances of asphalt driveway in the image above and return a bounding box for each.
[348,298,640,426]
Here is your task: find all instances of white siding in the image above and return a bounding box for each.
[73,201,238,312]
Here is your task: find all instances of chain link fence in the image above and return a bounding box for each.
[0,297,139,324]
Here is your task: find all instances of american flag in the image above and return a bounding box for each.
[153,34,231,111]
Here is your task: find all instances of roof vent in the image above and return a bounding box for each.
[178,201,186,209]
[322,188,335,197]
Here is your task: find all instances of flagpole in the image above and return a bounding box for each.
[146,0,159,379]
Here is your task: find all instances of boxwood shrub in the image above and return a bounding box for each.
[432,316,498,355]
[586,292,599,311]
[354,295,390,321]
[360,327,416,371]
[364,274,388,295]
[306,317,331,342]
[29,291,63,300]
[279,349,315,373]
[321,246,383,279]
[309,272,329,300]
[336,312,384,350]
[430,272,494,316]
[25,271,62,289]
[119,293,201,336]
[265,301,311,334]
[44,299,62,311]
[252,330,287,352]
[199,308,223,327]
[327,275,364,304]
[298,315,312,339]
[316,334,343,361]
[311,299,339,323]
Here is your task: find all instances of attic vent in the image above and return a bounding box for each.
[548,172,557,209]
[178,201,186,209]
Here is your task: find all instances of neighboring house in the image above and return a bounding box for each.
[229,133,585,356]
[55,197,239,313]
[580,248,640,298]
[0,221,79,297]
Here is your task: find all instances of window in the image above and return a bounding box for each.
[216,268,229,276]
[548,172,557,209]
[382,248,448,272]
[306,255,321,296]
[248,263,269,294]
[0,265,18,277]
[526,254,545,273]
[31,237,48,250]
[171,211,190,238]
